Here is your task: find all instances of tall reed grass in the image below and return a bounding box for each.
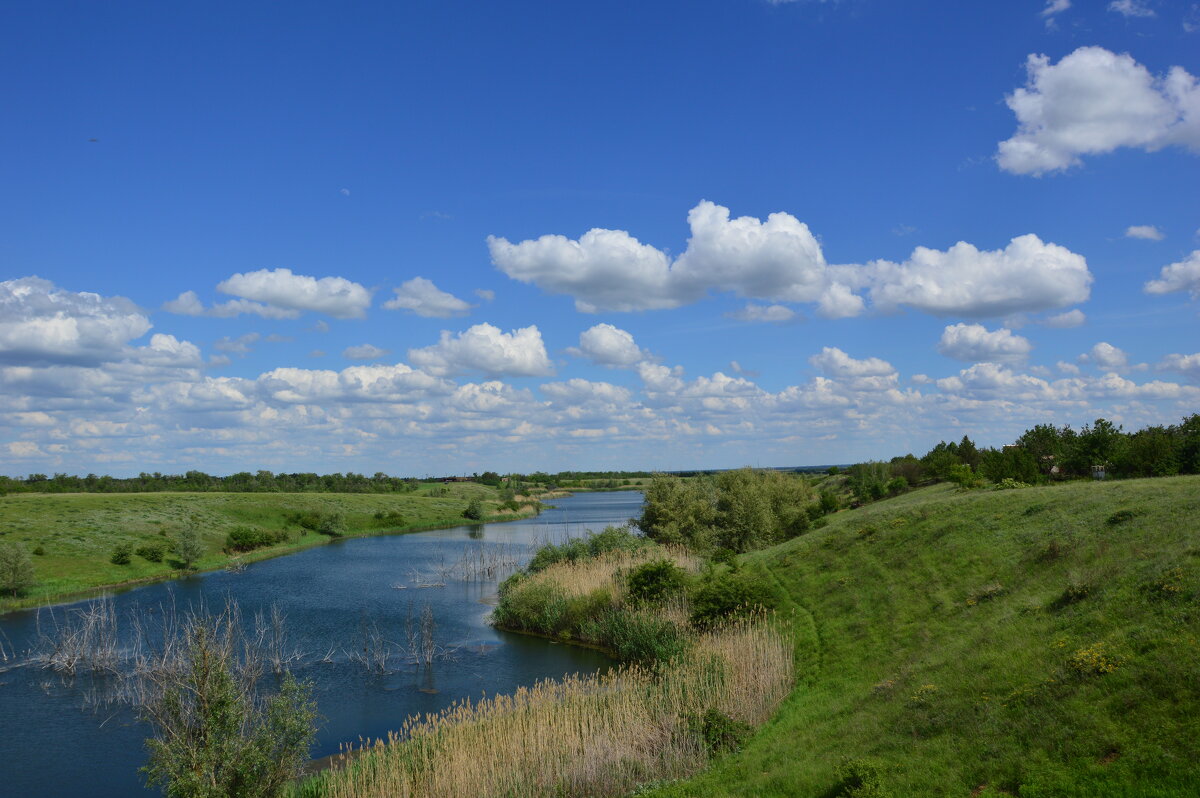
[295,615,792,798]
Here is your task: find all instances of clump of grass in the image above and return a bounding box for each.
[965,582,1005,606]
[1068,642,1122,676]
[1106,509,1137,526]
[295,616,792,798]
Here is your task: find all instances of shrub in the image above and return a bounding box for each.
[32,545,45,556]
[831,757,893,798]
[111,543,133,565]
[462,498,485,521]
[992,478,1032,490]
[689,570,775,628]
[818,491,841,515]
[626,559,689,605]
[316,510,346,537]
[0,542,36,596]
[224,527,285,553]
[372,509,406,527]
[136,544,165,563]
[683,708,752,756]
[885,477,908,496]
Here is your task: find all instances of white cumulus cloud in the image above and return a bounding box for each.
[0,277,152,365]
[937,323,1033,363]
[997,47,1200,175]
[868,234,1092,317]
[1080,341,1130,369]
[567,323,648,367]
[383,277,472,318]
[1126,224,1165,240]
[1043,309,1086,328]
[809,347,895,378]
[491,201,1086,320]
[408,323,554,377]
[217,268,373,318]
[1159,352,1200,381]
[1144,250,1200,297]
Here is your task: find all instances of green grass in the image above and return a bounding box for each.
[0,483,533,611]
[642,476,1200,797]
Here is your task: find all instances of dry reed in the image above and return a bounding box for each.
[304,615,792,798]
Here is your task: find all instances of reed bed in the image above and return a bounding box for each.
[298,615,792,798]
[534,545,700,601]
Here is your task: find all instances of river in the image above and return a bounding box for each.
[0,490,643,797]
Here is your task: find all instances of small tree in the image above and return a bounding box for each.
[316,510,346,537]
[175,525,204,570]
[462,498,485,521]
[140,614,317,798]
[0,542,35,597]
[111,543,133,565]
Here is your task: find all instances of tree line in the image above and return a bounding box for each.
[841,414,1200,503]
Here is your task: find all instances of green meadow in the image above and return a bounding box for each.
[0,482,529,611]
[645,475,1200,797]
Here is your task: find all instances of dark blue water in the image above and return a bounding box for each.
[0,491,643,798]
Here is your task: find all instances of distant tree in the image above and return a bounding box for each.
[462,498,485,521]
[316,510,346,537]
[111,543,133,565]
[175,524,204,570]
[0,542,35,597]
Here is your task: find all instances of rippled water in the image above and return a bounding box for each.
[0,491,643,798]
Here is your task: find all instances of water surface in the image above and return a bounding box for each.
[0,491,643,797]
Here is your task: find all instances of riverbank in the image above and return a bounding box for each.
[0,485,543,613]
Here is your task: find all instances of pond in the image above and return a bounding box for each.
[0,491,644,798]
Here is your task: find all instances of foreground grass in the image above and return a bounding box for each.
[642,475,1200,797]
[0,483,535,611]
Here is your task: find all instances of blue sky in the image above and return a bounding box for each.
[1,0,1198,476]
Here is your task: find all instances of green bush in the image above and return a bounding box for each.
[284,509,346,535]
[831,757,893,797]
[462,498,485,521]
[224,527,286,553]
[371,509,406,527]
[111,543,133,565]
[316,510,346,537]
[32,545,45,556]
[689,570,775,628]
[136,543,165,562]
[683,708,753,756]
[626,558,688,605]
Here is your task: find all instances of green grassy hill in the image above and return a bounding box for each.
[647,476,1200,797]
[0,483,527,610]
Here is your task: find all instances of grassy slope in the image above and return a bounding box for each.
[0,483,530,610]
[648,476,1200,797]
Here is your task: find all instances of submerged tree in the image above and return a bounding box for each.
[140,610,317,798]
